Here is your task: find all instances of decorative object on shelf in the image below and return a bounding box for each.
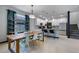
[15,14,26,33]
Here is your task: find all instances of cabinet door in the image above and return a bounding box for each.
[25,15,30,31]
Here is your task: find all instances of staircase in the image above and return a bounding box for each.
[70,24,79,39]
[70,30,79,39]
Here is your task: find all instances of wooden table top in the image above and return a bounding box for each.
[7,31,41,41]
[7,33,26,41]
[28,31,39,35]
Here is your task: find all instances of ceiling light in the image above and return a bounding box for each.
[52,19,55,21]
[29,5,35,19]
[60,14,64,17]
[45,19,48,22]
[52,16,54,18]
[39,15,42,17]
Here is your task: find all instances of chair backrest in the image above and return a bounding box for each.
[49,30,54,33]
[43,29,48,33]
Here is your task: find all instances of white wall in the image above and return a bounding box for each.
[0,6,28,42]
[36,17,67,26]
[0,6,7,42]
[70,12,79,29]
[70,12,79,24]
[36,18,47,26]
[30,18,36,31]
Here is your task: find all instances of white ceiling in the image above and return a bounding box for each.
[10,5,79,19]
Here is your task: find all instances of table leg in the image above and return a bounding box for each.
[8,39,11,49]
[42,31,44,42]
[16,39,20,53]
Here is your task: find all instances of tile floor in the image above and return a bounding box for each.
[0,35,79,53]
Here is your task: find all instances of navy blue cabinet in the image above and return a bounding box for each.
[25,15,30,31]
[7,10,16,34]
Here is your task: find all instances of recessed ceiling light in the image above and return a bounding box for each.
[60,15,64,17]
[52,16,54,18]
[39,15,43,17]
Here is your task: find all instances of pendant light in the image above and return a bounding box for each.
[29,5,35,18]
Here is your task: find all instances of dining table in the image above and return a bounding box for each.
[7,31,43,53]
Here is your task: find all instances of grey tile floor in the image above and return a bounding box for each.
[0,35,79,53]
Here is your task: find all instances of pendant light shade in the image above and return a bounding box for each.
[29,14,35,18]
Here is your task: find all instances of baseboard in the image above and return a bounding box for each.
[0,40,8,44]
